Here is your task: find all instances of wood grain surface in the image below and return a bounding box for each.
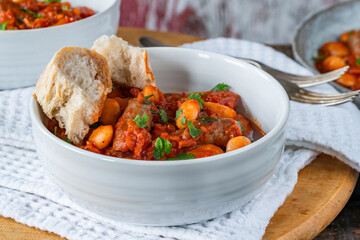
[0,27,357,240]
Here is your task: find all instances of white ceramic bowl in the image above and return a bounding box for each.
[30,47,289,226]
[0,0,120,90]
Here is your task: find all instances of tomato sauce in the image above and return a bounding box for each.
[0,0,95,30]
[45,85,265,161]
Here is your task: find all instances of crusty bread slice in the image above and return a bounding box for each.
[34,47,112,144]
[92,35,155,89]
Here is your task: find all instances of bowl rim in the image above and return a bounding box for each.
[30,47,290,166]
[291,0,357,74]
[0,0,119,34]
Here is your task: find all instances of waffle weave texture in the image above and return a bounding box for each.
[0,38,359,240]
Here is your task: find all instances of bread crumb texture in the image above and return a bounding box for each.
[92,35,155,89]
[35,47,112,144]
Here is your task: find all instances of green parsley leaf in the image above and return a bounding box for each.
[54,126,58,136]
[150,109,168,123]
[90,122,104,129]
[211,83,230,91]
[159,109,168,123]
[181,116,187,125]
[63,137,73,144]
[312,54,327,62]
[153,137,172,160]
[200,116,218,124]
[61,5,69,11]
[188,92,204,109]
[356,57,360,66]
[20,7,42,18]
[143,94,153,104]
[131,114,149,128]
[187,121,203,138]
[236,120,244,133]
[44,0,61,2]
[167,153,195,160]
[0,22,7,31]
[175,109,183,120]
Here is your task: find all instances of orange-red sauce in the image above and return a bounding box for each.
[45,86,265,161]
[0,0,95,30]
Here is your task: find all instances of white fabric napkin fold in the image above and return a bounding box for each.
[0,38,359,240]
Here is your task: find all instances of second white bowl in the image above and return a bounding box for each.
[0,0,120,90]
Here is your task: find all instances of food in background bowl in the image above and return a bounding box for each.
[0,0,95,30]
[314,30,360,90]
[30,36,289,225]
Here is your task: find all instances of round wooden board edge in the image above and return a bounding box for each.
[117,26,204,46]
[264,155,358,240]
[288,167,358,239]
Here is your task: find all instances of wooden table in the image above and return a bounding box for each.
[0,27,358,240]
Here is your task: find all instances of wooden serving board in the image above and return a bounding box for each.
[0,27,357,240]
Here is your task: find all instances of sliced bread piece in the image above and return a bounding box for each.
[34,47,112,144]
[92,35,155,89]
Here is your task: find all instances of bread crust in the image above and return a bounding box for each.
[92,35,155,89]
[34,47,112,144]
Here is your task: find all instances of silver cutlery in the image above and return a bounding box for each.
[139,36,357,105]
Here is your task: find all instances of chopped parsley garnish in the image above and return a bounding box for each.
[143,94,153,104]
[187,121,203,138]
[131,114,149,128]
[200,116,218,124]
[63,137,73,144]
[20,7,42,18]
[211,83,229,91]
[153,137,172,160]
[90,121,104,129]
[312,54,327,62]
[0,22,7,31]
[175,109,183,120]
[159,110,168,123]
[168,153,195,160]
[236,120,244,133]
[44,0,61,2]
[356,57,360,66]
[54,126,58,136]
[188,92,204,109]
[61,5,69,11]
[181,116,187,125]
[151,109,168,123]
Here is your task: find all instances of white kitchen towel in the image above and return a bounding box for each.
[0,38,359,240]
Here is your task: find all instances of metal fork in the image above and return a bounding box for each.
[139,36,349,87]
[275,77,359,105]
[139,36,359,105]
[239,59,349,87]
[239,59,359,106]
